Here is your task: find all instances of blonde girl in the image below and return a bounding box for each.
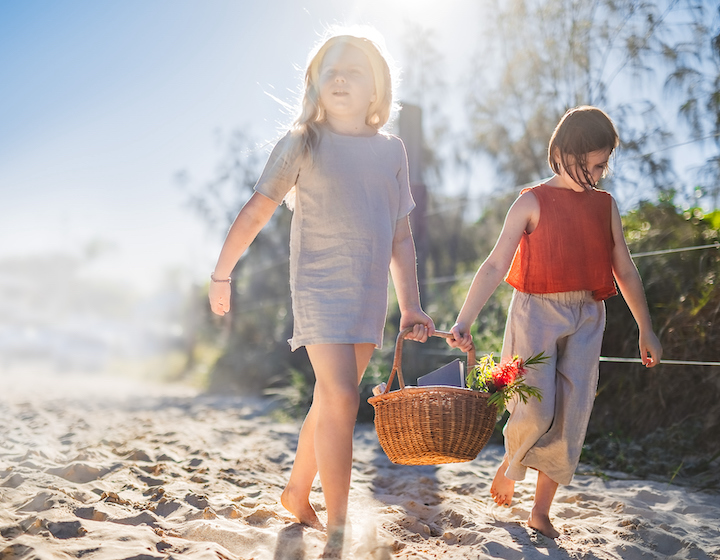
[448,106,662,538]
[208,29,434,549]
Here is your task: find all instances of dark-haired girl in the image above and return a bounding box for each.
[448,106,662,538]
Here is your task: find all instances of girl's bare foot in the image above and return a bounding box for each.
[528,511,560,538]
[320,527,345,559]
[281,487,324,531]
[490,458,515,506]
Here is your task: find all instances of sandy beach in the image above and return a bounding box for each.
[1,368,718,560]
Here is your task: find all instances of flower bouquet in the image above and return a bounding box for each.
[467,352,548,415]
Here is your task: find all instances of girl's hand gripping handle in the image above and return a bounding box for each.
[447,322,474,353]
[400,310,436,342]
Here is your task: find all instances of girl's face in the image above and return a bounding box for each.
[318,43,377,128]
[556,148,611,192]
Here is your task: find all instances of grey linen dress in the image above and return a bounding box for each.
[253,128,415,351]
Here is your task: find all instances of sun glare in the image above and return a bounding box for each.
[389,0,481,26]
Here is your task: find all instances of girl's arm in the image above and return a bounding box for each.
[389,216,435,341]
[609,199,662,367]
[209,192,279,316]
[448,191,538,351]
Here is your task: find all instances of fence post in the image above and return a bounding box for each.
[398,103,428,300]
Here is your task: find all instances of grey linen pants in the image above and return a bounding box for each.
[501,290,605,486]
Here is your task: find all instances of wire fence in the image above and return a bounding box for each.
[420,241,720,368]
[235,240,720,368]
[599,357,720,366]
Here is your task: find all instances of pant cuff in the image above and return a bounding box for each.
[505,462,527,482]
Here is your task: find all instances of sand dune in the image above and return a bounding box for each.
[1,369,718,559]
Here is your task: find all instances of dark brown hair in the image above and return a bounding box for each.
[548,106,619,187]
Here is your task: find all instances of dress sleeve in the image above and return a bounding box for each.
[253,132,302,204]
[395,137,416,219]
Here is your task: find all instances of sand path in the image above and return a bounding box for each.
[1,370,718,559]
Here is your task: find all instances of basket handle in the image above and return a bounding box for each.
[381,327,476,394]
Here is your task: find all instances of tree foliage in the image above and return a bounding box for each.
[466,0,718,205]
[589,200,720,484]
[180,132,310,395]
[664,3,720,206]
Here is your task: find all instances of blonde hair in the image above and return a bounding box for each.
[293,30,396,158]
[280,28,397,209]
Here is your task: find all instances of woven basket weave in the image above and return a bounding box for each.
[368,328,497,465]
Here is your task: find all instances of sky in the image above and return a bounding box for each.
[0,0,482,295]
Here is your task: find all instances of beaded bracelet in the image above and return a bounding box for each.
[210,273,231,284]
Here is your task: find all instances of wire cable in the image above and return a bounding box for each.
[600,357,720,366]
[630,242,719,258]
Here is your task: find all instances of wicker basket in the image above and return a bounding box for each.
[367,327,497,465]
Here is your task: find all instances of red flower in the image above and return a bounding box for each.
[491,359,525,389]
[468,352,546,415]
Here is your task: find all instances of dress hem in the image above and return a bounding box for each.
[289,337,382,352]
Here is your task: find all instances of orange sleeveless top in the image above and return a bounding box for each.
[505,183,617,301]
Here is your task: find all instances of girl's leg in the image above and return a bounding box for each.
[494,291,561,506]
[305,343,371,533]
[281,343,374,532]
[281,400,322,529]
[528,471,560,538]
[520,296,604,485]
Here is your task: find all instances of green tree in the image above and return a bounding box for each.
[179,131,311,396]
[587,200,720,486]
[465,0,701,201]
[396,25,511,334]
[665,3,720,207]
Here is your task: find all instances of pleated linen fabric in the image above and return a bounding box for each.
[253,128,415,351]
[501,290,606,486]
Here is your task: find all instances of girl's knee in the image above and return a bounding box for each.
[316,382,359,412]
[337,387,360,411]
